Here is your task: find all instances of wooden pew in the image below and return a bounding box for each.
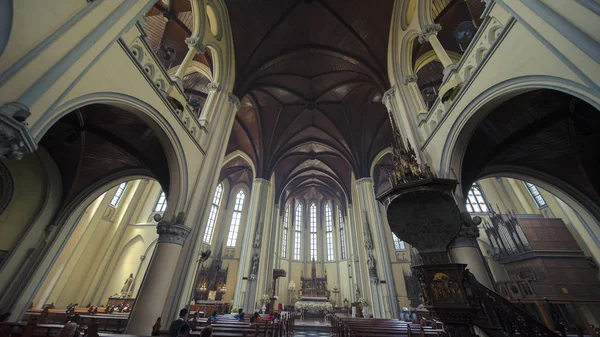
[330,314,444,337]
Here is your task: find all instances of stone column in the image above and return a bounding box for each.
[172,37,205,86]
[157,87,240,323]
[233,178,270,312]
[419,24,457,81]
[449,214,495,289]
[126,220,190,335]
[355,178,399,319]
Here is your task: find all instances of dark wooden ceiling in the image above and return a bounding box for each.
[224,0,396,204]
[40,104,170,207]
[462,90,600,207]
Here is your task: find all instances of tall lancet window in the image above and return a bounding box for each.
[310,203,318,261]
[325,203,334,261]
[339,208,346,260]
[392,233,406,251]
[281,205,290,258]
[110,182,128,207]
[154,191,167,212]
[294,204,302,260]
[203,183,223,243]
[524,182,547,207]
[466,183,488,213]
[226,190,245,247]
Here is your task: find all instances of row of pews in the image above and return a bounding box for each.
[1,307,295,337]
[153,312,295,337]
[330,314,445,337]
[1,306,129,336]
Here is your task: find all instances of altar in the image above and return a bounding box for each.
[296,261,332,316]
[299,261,330,300]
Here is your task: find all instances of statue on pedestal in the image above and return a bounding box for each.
[120,273,134,298]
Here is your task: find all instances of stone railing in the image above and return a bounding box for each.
[120,24,207,149]
[418,2,514,140]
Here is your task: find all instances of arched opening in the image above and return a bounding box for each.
[33,177,164,310]
[0,102,181,320]
[447,87,600,332]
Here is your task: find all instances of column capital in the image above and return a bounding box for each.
[185,36,206,54]
[402,74,418,85]
[355,177,374,186]
[228,93,241,111]
[207,82,240,110]
[0,102,37,160]
[157,220,191,246]
[418,24,442,44]
[254,177,271,186]
[381,86,396,107]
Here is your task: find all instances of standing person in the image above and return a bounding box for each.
[170,309,189,337]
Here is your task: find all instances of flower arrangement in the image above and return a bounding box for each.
[260,294,271,305]
[294,301,333,313]
[358,297,370,307]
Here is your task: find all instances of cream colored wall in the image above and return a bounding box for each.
[35,178,162,307]
[0,154,47,252]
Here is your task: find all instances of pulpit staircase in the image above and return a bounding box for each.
[466,276,559,337]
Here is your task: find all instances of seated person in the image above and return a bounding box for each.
[199,325,213,337]
[249,316,256,326]
[170,308,189,337]
[211,311,218,321]
[178,323,191,337]
[252,312,261,322]
[238,312,246,321]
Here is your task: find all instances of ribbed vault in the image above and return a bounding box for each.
[224,0,396,205]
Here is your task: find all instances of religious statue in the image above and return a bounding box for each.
[253,221,263,248]
[120,273,134,298]
[251,254,259,275]
[354,283,361,299]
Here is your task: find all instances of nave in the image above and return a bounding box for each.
[1,0,600,336]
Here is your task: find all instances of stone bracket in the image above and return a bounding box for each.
[0,102,37,160]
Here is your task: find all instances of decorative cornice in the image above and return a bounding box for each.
[402,74,418,85]
[157,220,191,246]
[381,86,396,106]
[418,24,442,44]
[185,36,206,54]
[0,102,37,160]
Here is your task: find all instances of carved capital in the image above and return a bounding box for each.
[185,36,205,54]
[228,93,241,110]
[419,24,442,44]
[0,103,36,160]
[402,74,418,85]
[157,220,191,246]
[381,86,396,107]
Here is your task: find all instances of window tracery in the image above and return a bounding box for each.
[203,183,223,243]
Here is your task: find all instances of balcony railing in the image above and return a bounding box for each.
[418,2,515,143]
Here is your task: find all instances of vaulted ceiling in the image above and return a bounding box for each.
[224,0,396,205]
